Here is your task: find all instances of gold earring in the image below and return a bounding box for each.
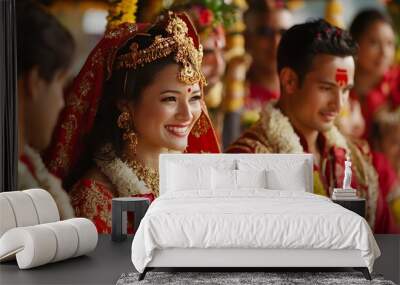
[124,131,138,154]
[117,111,138,154]
[117,111,130,129]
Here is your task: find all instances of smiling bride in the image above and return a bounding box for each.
[45,12,220,233]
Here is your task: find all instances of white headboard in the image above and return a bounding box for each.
[159,154,313,195]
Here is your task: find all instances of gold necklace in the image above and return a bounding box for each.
[123,157,159,197]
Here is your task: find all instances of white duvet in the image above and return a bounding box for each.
[131,190,380,273]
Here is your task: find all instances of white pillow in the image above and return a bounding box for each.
[212,168,237,190]
[167,163,212,191]
[236,169,267,188]
[266,169,307,192]
[237,159,309,191]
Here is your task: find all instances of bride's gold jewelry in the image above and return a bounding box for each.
[117,111,138,154]
[123,156,159,197]
[117,111,130,129]
[114,14,206,86]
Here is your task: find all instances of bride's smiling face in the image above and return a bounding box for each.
[128,64,202,151]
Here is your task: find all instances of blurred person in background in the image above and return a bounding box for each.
[242,0,292,128]
[350,9,399,146]
[16,0,75,219]
[348,9,400,231]
[335,98,365,140]
[336,97,400,233]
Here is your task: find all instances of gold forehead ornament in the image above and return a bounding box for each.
[114,15,206,86]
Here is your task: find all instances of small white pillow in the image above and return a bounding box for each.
[212,168,237,190]
[266,169,306,192]
[236,169,267,188]
[167,163,212,191]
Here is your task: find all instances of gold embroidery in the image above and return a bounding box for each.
[191,112,210,138]
[114,14,205,86]
[90,50,103,67]
[48,114,78,174]
[78,77,93,102]
[48,143,70,174]
[62,114,78,144]
[66,95,86,114]
[122,157,159,197]
[104,23,138,39]
[70,181,113,230]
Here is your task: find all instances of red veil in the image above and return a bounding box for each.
[45,14,220,181]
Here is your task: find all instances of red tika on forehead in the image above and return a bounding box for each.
[336,68,348,87]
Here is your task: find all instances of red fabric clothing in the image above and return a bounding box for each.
[70,178,155,234]
[293,131,366,197]
[245,83,279,111]
[372,152,400,234]
[351,66,400,141]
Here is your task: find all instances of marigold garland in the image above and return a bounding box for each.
[107,0,138,30]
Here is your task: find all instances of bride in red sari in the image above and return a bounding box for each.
[45,12,220,233]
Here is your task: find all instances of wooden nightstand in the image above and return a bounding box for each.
[332,198,366,218]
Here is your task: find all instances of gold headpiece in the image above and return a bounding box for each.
[114,14,206,86]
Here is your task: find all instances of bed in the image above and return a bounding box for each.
[131,154,380,280]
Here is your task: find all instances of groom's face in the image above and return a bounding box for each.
[289,54,355,133]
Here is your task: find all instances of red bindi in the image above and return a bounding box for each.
[335,68,348,87]
[187,87,191,93]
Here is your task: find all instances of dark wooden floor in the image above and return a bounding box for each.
[0,235,398,284]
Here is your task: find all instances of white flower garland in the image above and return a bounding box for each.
[95,156,151,197]
[260,104,303,153]
[18,145,75,220]
[260,104,350,154]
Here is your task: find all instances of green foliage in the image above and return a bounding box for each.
[172,0,238,28]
